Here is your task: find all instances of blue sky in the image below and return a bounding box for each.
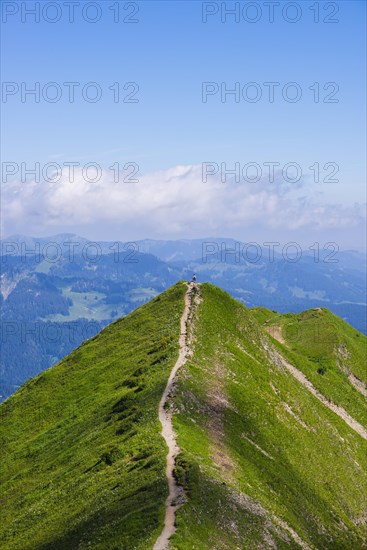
[1,1,366,248]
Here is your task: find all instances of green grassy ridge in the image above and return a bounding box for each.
[251,307,367,427]
[1,281,366,549]
[172,284,367,549]
[0,282,187,550]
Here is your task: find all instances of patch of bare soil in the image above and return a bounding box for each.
[264,325,286,345]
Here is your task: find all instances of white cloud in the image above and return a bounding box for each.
[1,164,366,247]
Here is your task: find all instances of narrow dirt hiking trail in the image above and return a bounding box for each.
[153,282,195,550]
[274,351,367,441]
[265,330,367,440]
[348,373,367,398]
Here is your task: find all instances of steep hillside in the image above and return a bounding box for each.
[252,307,367,425]
[0,282,366,549]
[0,283,187,550]
[170,285,367,549]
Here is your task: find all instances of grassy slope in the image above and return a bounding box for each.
[0,282,187,550]
[1,282,366,549]
[172,284,367,549]
[251,307,367,427]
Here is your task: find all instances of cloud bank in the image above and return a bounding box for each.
[2,164,365,248]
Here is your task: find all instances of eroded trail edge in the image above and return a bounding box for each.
[153,283,195,550]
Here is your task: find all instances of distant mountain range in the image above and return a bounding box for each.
[1,234,366,401]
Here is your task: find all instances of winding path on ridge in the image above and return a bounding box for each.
[153,282,194,550]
